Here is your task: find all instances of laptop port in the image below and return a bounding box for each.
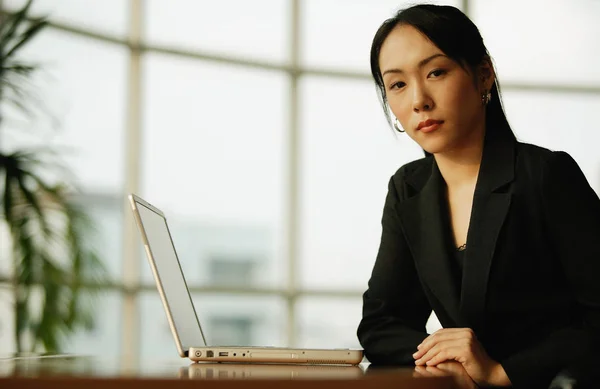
[206,350,214,357]
[219,352,229,357]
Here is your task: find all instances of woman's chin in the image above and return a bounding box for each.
[417,135,462,156]
[419,142,448,156]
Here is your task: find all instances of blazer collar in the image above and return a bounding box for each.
[398,125,516,332]
[460,125,515,334]
[399,159,464,326]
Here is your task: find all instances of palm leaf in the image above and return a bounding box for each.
[0,0,35,55]
[0,1,47,123]
[5,17,49,60]
[2,69,45,120]
[2,156,109,352]
[3,63,36,75]
[4,172,109,352]
[14,162,51,237]
[14,288,29,352]
[1,0,108,354]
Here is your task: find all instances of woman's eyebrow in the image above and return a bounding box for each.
[382,53,447,77]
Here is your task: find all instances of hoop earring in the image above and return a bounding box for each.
[394,118,405,133]
[482,90,492,105]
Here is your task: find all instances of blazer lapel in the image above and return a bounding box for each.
[460,127,516,334]
[398,160,463,326]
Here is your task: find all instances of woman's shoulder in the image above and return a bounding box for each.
[390,155,433,184]
[514,141,589,195]
[516,140,554,159]
[515,141,578,171]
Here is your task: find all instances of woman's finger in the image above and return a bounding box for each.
[413,365,435,378]
[415,340,466,365]
[415,328,475,359]
[425,345,466,366]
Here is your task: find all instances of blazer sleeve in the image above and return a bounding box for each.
[500,151,600,389]
[357,174,432,365]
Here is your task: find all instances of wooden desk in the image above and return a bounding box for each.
[0,354,461,389]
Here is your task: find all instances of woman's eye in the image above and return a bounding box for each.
[390,81,405,90]
[429,69,446,78]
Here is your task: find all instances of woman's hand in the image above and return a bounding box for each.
[412,328,511,387]
[413,361,479,389]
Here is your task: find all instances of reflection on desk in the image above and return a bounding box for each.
[0,354,459,389]
[180,363,365,380]
[0,354,188,378]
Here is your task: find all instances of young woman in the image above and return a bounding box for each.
[357,4,600,389]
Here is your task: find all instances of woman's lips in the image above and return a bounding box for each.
[417,119,443,133]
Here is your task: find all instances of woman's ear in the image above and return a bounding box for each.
[478,56,496,91]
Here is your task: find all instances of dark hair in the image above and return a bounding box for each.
[370,4,515,150]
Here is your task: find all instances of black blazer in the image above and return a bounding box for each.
[357,127,600,389]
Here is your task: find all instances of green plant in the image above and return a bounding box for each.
[0,0,108,353]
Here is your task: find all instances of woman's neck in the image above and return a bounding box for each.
[434,127,485,189]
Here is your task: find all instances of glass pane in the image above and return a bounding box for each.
[72,194,124,280]
[297,297,362,349]
[3,29,128,193]
[472,0,600,84]
[0,288,121,355]
[140,53,287,288]
[62,290,123,355]
[145,0,289,64]
[296,299,442,350]
[299,76,423,290]
[0,198,124,307]
[300,0,461,72]
[139,292,286,357]
[0,286,15,354]
[1,30,127,281]
[501,90,600,193]
[3,0,128,38]
[0,223,11,280]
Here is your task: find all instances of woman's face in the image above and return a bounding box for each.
[379,24,492,154]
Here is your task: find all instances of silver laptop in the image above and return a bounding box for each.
[128,194,363,365]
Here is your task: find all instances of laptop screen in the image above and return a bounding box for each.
[135,200,207,352]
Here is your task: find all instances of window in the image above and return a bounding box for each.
[300,0,461,72]
[0,224,11,281]
[208,317,253,346]
[298,75,423,290]
[139,53,287,288]
[501,90,600,193]
[2,0,599,359]
[208,257,259,286]
[62,291,123,356]
[297,297,363,349]
[0,5,127,356]
[4,29,128,194]
[72,193,124,279]
[472,0,600,84]
[144,0,289,63]
[0,287,15,354]
[139,293,285,356]
[3,0,128,37]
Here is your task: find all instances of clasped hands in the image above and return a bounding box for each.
[412,328,511,388]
